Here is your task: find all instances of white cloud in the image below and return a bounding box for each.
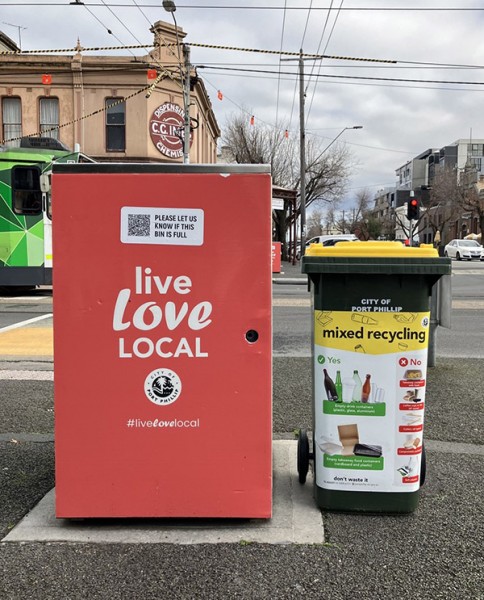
[2,0,484,200]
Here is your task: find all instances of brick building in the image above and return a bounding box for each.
[0,20,220,162]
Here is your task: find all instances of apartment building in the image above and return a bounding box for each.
[378,139,484,245]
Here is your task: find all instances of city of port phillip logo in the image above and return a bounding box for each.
[144,368,182,406]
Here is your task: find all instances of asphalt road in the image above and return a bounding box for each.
[0,262,483,599]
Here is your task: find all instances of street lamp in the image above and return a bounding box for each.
[299,123,363,252]
[163,0,191,164]
[310,126,363,167]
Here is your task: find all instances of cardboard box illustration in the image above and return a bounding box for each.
[338,424,359,455]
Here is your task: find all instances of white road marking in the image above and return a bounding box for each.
[273,298,311,307]
[0,314,53,333]
[0,370,53,380]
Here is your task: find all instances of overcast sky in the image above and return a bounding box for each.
[3,1,484,202]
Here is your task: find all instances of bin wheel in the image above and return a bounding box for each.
[297,429,310,485]
[420,443,426,487]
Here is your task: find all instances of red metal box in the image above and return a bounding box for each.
[52,164,272,518]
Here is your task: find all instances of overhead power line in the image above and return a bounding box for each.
[305,0,344,125]
[287,0,319,129]
[0,41,396,65]
[199,65,484,87]
[5,40,484,72]
[274,0,288,126]
[0,3,482,10]
[202,74,424,157]
[208,70,484,91]
[210,68,484,94]
[82,3,128,49]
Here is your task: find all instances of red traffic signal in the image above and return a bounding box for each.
[407,198,420,220]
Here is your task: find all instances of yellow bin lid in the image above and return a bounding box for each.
[305,241,439,258]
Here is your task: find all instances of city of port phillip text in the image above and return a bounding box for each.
[352,298,402,312]
[324,299,427,346]
[113,267,212,358]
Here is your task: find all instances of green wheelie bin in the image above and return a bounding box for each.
[298,241,451,513]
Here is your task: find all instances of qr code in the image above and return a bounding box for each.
[128,214,151,237]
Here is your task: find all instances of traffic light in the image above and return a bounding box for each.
[407,197,420,220]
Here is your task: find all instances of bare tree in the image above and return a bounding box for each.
[337,189,374,238]
[425,166,462,242]
[304,137,352,209]
[459,166,484,237]
[306,209,324,239]
[222,111,352,253]
[322,201,339,233]
[222,112,295,187]
[379,211,397,240]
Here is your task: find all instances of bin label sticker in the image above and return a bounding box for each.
[313,309,429,494]
[121,207,204,246]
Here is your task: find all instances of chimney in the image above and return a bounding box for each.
[149,20,186,63]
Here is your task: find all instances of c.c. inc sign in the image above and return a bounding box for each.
[149,102,192,159]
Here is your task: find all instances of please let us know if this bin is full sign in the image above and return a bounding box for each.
[52,164,272,519]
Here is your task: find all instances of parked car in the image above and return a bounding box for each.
[443,239,484,261]
[305,234,359,249]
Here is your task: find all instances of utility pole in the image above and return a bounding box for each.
[408,190,414,245]
[284,52,361,252]
[299,50,307,251]
[163,0,190,164]
[183,44,191,164]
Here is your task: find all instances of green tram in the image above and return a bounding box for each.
[0,137,89,289]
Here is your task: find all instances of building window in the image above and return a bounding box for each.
[2,97,22,146]
[40,98,59,139]
[470,157,482,171]
[469,143,484,156]
[106,98,125,152]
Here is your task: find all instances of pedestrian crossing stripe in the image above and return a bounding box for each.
[0,327,52,356]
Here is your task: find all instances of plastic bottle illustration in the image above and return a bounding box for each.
[351,313,378,325]
[352,370,362,402]
[323,369,338,401]
[361,374,371,403]
[335,370,343,402]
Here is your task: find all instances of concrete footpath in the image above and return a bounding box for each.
[4,440,323,546]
